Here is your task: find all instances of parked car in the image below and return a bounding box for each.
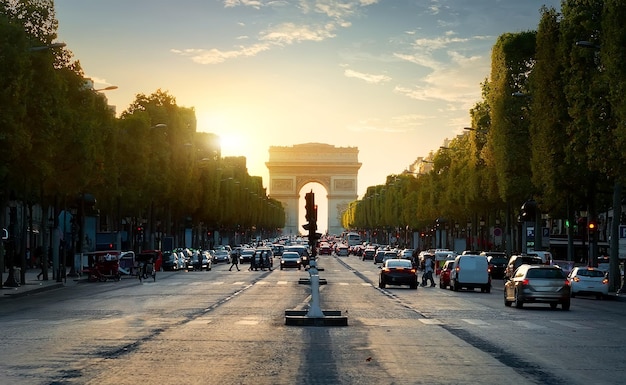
[378,258,418,289]
[280,251,302,270]
[504,255,543,280]
[482,252,508,279]
[439,260,455,289]
[567,266,608,299]
[450,254,491,292]
[161,251,179,271]
[175,251,187,269]
[504,264,571,310]
[201,250,213,271]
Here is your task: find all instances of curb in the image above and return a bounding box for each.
[2,282,65,298]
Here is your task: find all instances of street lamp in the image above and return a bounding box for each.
[94,86,118,92]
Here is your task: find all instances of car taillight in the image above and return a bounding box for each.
[522,279,530,286]
[564,280,570,286]
[455,266,460,272]
[602,278,609,285]
[382,268,390,272]
[410,268,416,273]
[572,277,580,282]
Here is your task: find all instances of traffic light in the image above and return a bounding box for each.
[588,220,597,242]
[303,191,317,249]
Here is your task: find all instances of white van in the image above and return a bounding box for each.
[450,254,491,293]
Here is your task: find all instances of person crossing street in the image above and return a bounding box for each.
[229,252,240,271]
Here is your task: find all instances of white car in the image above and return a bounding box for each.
[567,267,609,299]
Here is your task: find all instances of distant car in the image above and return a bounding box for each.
[280,251,302,270]
[284,245,310,266]
[239,248,256,263]
[318,243,332,255]
[362,247,376,261]
[504,255,543,280]
[482,252,508,279]
[378,258,418,289]
[382,251,398,263]
[504,265,571,310]
[336,245,349,256]
[201,251,213,271]
[213,249,230,263]
[374,250,386,264]
[439,260,455,289]
[161,251,179,271]
[567,267,608,299]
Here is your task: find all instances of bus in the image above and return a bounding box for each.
[345,232,362,247]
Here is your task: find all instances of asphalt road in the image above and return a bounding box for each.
[1,254,626,385]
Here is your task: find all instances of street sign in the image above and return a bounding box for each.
[620,225,626,239]
[2,228,7,240]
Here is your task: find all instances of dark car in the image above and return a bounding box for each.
[504,265,571,310]
[379,258,418,289]
[374,250,386,264]
[280,251,302,270]
[239,248,256,264]
[504,255,543,280]
[439,260,455,289]
[483,252,508,279]
[161,251,179,271]
[362,248,376,261]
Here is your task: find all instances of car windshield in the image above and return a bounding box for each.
[282,253,299,259]
[526,268,565,279]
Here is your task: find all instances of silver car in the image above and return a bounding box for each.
[504,265,571,310]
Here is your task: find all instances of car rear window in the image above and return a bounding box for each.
[526,268,565,279]
[387,260,412,268]
[576,269,605,277]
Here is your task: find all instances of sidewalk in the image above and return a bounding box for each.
[0,268,81,299]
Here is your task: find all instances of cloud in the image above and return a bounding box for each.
[344,68,391,84]
[260,22,336,45]
[170,43,271,64]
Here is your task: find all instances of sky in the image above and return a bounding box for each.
[54,0,561,233]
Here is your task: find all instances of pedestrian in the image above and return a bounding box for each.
[422,255,435,287]
[229,251,240,271]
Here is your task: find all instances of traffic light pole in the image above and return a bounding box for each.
[285,190,347,326]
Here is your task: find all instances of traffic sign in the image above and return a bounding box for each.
[620,225,626,239]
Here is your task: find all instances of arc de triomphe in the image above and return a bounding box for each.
[266,143,361,236]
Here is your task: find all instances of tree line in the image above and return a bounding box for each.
[0,0,285,282]
[343,1,626,283]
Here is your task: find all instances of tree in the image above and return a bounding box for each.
[487,31,537,208]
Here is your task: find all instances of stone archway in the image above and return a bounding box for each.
[266,143,361,236]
